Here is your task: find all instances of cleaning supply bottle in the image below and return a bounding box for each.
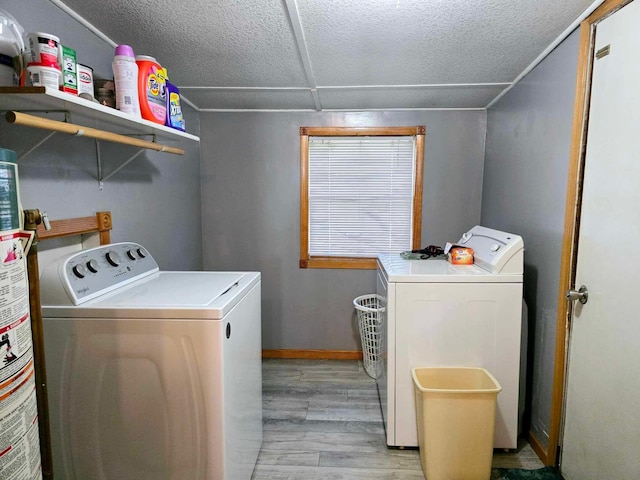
[112,45,141,118]
[0,9,25,86]
[163,69,185,131]
[136,55,166,124]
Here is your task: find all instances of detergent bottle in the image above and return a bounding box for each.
[0,9,25,86]
[112,45,141,118]
[163,69,185,131]
[136,55,166,124]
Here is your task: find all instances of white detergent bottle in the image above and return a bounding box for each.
[112,44,141,118]
[0,9,25,86]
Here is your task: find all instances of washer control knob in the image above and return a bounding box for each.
[127,249,137,261]
[491,244,501,252]
[105,251,122,267]
[86,259,99,273]
[137,248,147,259]
[460,232,472,244]
[72,264,87,278]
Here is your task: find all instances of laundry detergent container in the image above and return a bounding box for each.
[412,367,501,480]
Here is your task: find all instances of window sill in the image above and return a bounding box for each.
[299,257,377,270]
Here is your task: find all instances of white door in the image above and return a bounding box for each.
[561,2,640,478]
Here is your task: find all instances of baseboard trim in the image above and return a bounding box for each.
[528,430,550,466]
[262,349,363,360]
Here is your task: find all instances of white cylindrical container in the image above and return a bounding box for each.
[0,57,14,85]
[112,45,140,118]
[27,32,60,67]
[77,63,94,98]
[0,10,24,85]
[27,63,60,89]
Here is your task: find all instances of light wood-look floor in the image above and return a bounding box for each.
[251,359,544,480]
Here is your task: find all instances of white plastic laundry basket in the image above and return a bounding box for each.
[353,294,384,378]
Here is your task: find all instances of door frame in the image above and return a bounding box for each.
[541,0,634,467]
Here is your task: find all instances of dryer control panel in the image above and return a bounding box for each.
[40,242,159,305]
[457,226,524,274]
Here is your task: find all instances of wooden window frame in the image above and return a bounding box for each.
[299,126,425,270]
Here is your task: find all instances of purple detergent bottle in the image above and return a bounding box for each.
[164,73,185,131]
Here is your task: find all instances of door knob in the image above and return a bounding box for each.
[566,285,589,304]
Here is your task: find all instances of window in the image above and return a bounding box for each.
[300,126,425,269]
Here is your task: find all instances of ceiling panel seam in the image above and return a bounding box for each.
[485,0,605,108]
[318,83,512,90]
[310,89,321,109]
[49,0,116,47]
[180,87,311,91]
[198,108,487,113]
[284,0,321,110]
[179,83,511,91]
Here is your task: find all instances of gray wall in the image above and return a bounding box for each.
[0,0,203,270]
[482,30,580,448]
[200,111,487,350]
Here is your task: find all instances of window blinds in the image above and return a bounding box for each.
[308,136,416,257]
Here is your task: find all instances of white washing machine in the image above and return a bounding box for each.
[376,225,524,449]
[39,242,262,480]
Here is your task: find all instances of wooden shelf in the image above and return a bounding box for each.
[0,86,199,144]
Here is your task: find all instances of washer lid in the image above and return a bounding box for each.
[91,271,245,307]
[378,254,521,283]
[42,271,261,319]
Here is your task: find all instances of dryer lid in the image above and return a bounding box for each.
[377,254,519,283]
[377,226,524,282]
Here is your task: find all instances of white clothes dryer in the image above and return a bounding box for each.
[39,242,262,480]
[376,226,524,449]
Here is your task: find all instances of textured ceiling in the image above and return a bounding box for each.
[57,0,596,111]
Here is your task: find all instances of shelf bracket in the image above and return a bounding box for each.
[103,149,146,183]
[95,138,145,190]
[19,131,58,161]
[95,139,103,190]
[15,110,72,161]
[97,142,146,188]
[10,109,71,119]
[121,132,157,142]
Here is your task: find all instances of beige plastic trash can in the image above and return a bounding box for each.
[412,367,501,480]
